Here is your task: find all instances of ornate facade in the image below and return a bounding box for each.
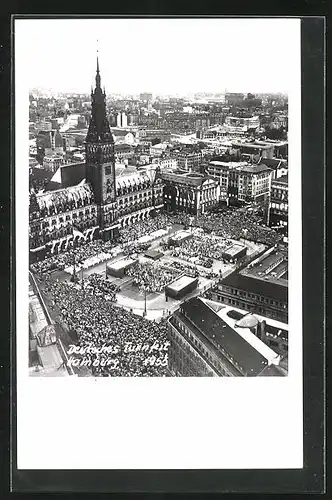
[85,56,118,241]
[161,169,219,215]
[29,58,164,262]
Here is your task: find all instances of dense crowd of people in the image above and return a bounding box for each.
[188,211,282,246]
[171,234,235,268]
[117,209,282,247]
[30,206,282,277]
[172,247,213,268]
[122,241,150,256]
[29,204,286,378]
[84,273,120,302]
[127,261,180,293]
[43,277,170,376]
[30,239,119,275]
[169,260,200,278]
[118,213,173,243]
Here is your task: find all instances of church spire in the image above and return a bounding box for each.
[96,53,101,89]
[86,52,113,144]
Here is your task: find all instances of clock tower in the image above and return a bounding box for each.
[85,56,118,241]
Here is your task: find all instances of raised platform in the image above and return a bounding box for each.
[144,249,164,260]
[169,230,193,247]
[165,275,198,299]
[106,258,137,278]
[222,243,247,261]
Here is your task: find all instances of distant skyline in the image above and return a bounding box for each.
[28,88,288,99]
[16,18,300,95]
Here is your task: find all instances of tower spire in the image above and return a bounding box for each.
[95,40,101,88]
[86,50,113,144]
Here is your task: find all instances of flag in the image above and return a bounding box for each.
[73,226,84,239]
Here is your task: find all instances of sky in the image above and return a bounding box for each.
[15,18,300,95]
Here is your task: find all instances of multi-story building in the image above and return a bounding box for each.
[138,129,171,143]
[269,175,288,233]
[174,149,202,171]
[150,143,169,158]
[114,143,135,162]
[29,157,39,168]
[270,114,288,130]
[231,141,274,160]
[116,167,164,227]
[152,157,178,170]
[161,169,219,215]
[140,92,153,103]
[29,58,164,262]
[167,112,211,134]
[111,128,136,145]
[225,93,245,105]
[42,155,65,173]
[36,129,64,159]
[116,111,128,128]
[206,160,272,204]
[35,119,53,132]
[208,245,288,322]
[225,115,260,130]
[257,157,288,179]
[255,140,288,160]
[167,296,285,376]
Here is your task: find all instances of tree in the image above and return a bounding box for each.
[265,126,286,140]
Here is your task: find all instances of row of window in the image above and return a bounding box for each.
[220,286,286,308]
[47,208,96,226]
[118,192,152,204]
[169,327,215,376]
[173,318,238,376]
[213,293,287,320]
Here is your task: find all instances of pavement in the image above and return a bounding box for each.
[33,226,265,355]
[47,227,265,324]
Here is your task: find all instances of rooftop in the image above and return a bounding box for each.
[171,230,192,241]
[200,299,281,366]
[36,180,94,210]
[273,174,288,185]
[179,297,269,376]
[107,258,136,270]
[258,158,284,169]
[115,168,150,188]
[221,271,287,303]
[232,142,273,150]
[258,364,286,376]
[224,243,246,257]
[209,161,248,169]
[243,245,288,285]
[115,165,139,176]
[167,275,197,292]
[111,128,133,137]
[237,164,272,174]
[144,249,164,260]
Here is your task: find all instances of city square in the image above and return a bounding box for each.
[28,33,288,378]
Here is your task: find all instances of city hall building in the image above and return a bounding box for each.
[29,59,164,262]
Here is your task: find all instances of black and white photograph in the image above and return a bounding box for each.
[15,16,306,471]
[26,19,290,378]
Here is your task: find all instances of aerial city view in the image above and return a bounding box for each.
[28,48,289,377]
